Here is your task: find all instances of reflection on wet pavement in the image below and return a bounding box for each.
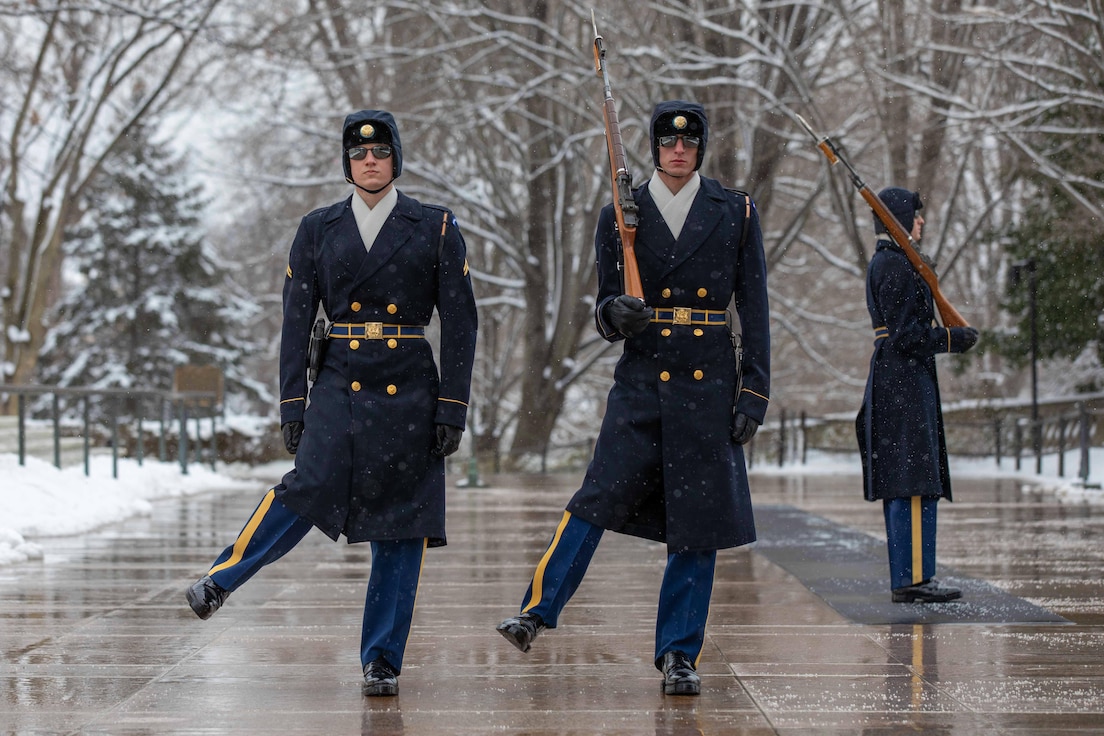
[1,470,1102,734]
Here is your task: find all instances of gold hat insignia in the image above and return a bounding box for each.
[360,123,375,139]
[673,115,688,130]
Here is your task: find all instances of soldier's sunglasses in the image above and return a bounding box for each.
[657,135,701,148]
[347,145,393,160]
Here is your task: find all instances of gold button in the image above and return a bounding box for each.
[659,371,670,382]
[351,301,362,312]
[694,329,703,337]
[387,303,398,314]
[387,338,398,349]
[351,381,361,391]
[697,288,708,297]
[661,328,671,337]
[693,370,704,380]
[387,384,398,395]
[350,339,360,350]
[661,288,672,299]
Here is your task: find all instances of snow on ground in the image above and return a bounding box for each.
[0,454,265,565]
[753,447,1104,505]
[2,447,1101,567]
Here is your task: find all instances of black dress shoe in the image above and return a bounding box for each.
[496,612,545,653]
[892,578,962,603]
[660,650,700,696]
[185,575,229,620]
[362,658,399,696]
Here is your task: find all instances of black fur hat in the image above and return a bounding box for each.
[650,100,708,171]
[341,110,402,184]
[875,187,923,234]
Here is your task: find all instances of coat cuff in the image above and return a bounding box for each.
[735,387,769,424]
[434,397,468,428]
[280,397,306,424]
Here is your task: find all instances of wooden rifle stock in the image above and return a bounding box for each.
[795,115,969,328]
[592,13,643,299]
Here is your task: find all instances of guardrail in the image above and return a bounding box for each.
[750,394,1103,487]
[1,385,221,478]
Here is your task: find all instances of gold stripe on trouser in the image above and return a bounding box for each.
[208,488,277,576]
[401,539,430,654]
[522,510,573,613]
[911,496,923,585]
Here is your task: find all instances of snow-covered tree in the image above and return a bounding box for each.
[34,121,269,420]
[1,0,224,400]
[89,0,1104,465]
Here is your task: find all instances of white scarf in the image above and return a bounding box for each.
[350,187,398,253]
[648,171,701,240]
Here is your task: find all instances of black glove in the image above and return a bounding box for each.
[953,326,980,352]
[605,295,654,338]
[433,424,463,457]
[731,412,760,445]
[281,421,304,455]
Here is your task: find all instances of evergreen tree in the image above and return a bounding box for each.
[35,123,269,421]
[995,66,1104,394]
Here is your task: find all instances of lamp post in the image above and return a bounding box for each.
[1011,258,1039,472]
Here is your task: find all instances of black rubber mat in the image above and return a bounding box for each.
[752,504,1070,625]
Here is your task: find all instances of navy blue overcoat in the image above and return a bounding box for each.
[273,191,477,545]
[855,240,973,501]
[565,176,771,552]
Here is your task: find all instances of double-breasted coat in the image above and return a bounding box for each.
[273,190,477,545]
[855,239,973,502]
[565,175,771,552]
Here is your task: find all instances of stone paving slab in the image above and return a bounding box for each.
[1,469,1103,734]
[752,504,1071,624]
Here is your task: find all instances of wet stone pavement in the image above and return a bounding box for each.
[2,468,1103,735]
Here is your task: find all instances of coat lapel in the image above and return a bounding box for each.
[662,184,724,277]
[350,192,420,286]
[322,198,367,281]
[634,186,677,264]
[637,180,726,280]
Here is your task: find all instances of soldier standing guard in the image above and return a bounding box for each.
[185,109,478,696]
[496,100,770,696]
[856,187,978,604]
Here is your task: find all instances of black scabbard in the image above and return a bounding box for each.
[308,317,328,383]
[726,310,744,401]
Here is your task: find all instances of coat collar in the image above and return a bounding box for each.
[322,192,423,285]
[635,176,727,278]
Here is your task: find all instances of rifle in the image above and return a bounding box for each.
[591,12,643,299]
[795,115,969,328]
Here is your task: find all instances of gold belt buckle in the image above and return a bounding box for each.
[673,307,692,325]
[366,322,383,339]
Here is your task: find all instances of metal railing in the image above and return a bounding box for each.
[752,395,1103,487]
[1,385,220,478]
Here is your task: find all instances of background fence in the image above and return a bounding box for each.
[0,384,222,478]
[750,393,1104,487]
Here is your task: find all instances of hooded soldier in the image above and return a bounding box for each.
[186,109,477,698]
[497,99,770,698]
[857,186,978,604]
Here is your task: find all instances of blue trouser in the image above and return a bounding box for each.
[883,496,939,589]
[518,511,716,668]
[205,489,426,673]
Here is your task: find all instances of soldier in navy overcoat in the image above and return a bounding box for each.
[855,187,977,603]
[185,110,477,696]
[497,100,770,696]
